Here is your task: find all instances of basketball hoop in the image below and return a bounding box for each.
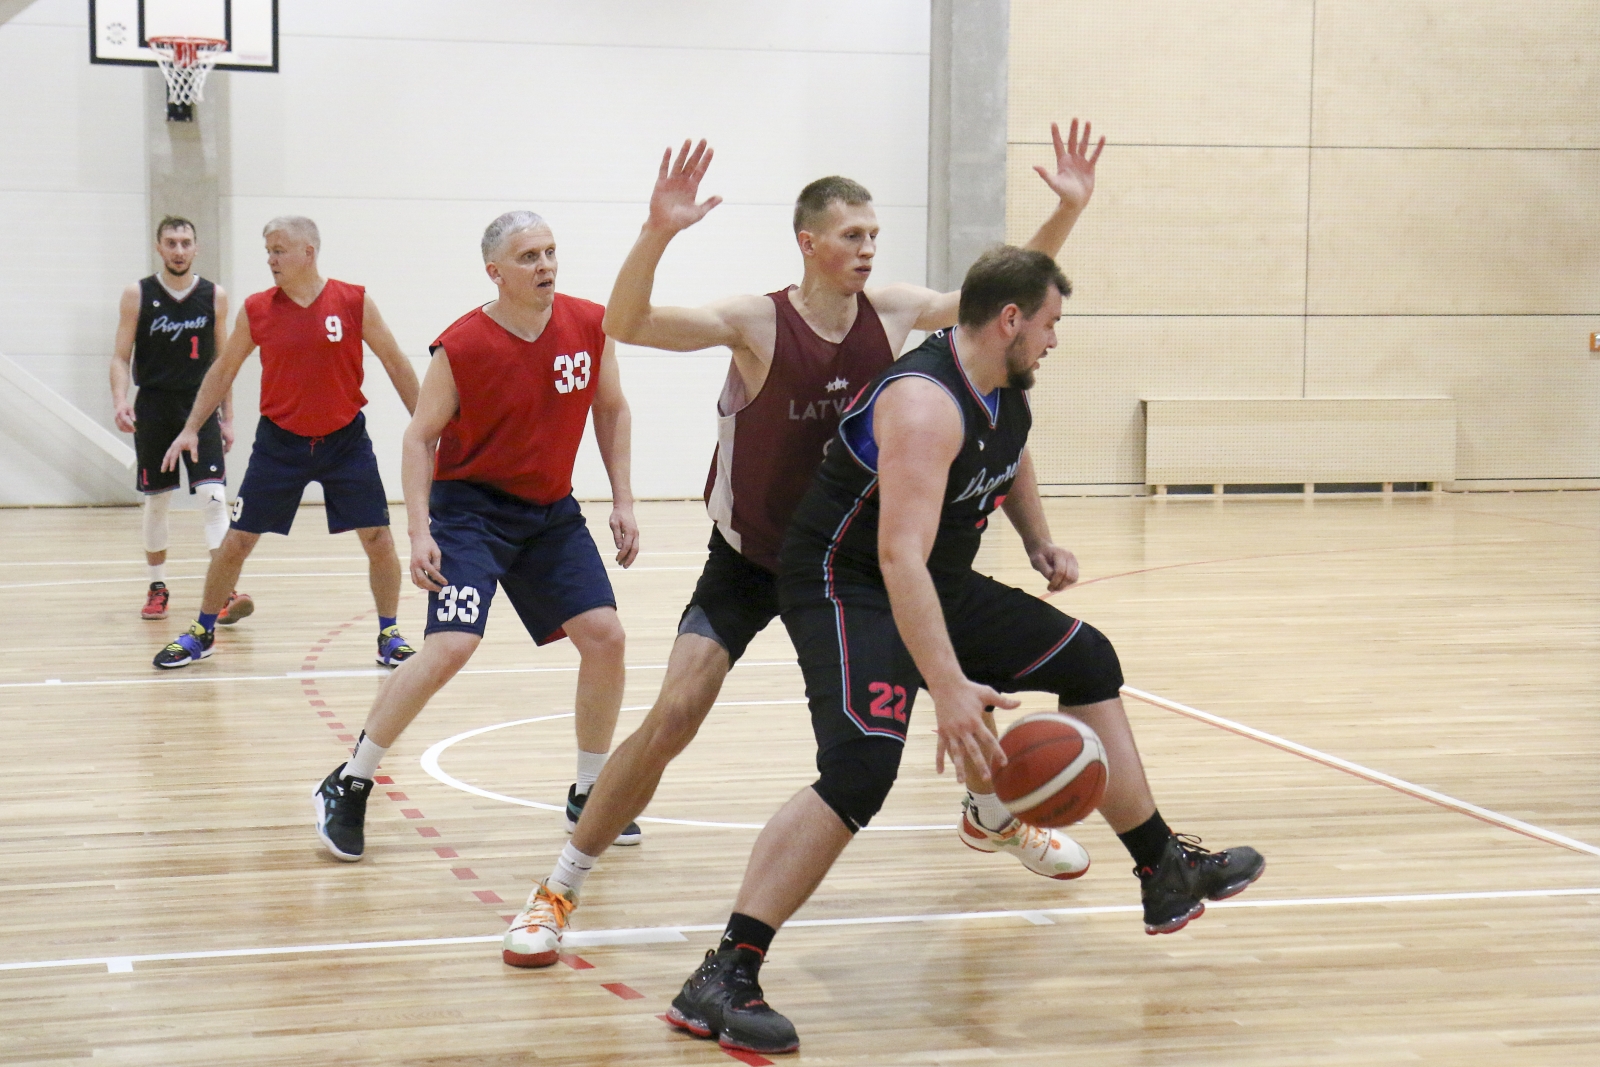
[148,36,227,122]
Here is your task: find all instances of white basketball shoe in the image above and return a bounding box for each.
[958,795,1091,879]
[502,881,576,967]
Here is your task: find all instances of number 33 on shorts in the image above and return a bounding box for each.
[436,584,481,624]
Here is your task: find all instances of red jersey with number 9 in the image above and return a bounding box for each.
[244,278,369,437]
[430,293,607,505]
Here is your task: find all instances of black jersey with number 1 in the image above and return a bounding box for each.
[133,275,217,392]
[779,328,1033,597]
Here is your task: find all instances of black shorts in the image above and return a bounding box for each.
[424,481,616,644]
[134,387,225,495]
[781,570,1124,755]
[676,526,781,664]
[232,412,390,535]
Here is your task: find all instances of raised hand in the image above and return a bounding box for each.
[647,139,723,234]
[1033,119,1104,215]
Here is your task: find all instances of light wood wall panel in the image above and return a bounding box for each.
[1029,316,1304,486]
[1305,316,1600,481]
[1313,0,1600,148]
[1006,146,1307,315]
[1009,0,1600,486]
[1307,149,1600,316]
[1009,0,1313,146]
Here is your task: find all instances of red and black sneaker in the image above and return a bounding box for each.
[666,948,799,1055]
[1137,834,1265,934]
[141,581,170,620]
[217,591,254,625]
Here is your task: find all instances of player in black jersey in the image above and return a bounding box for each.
[665,247,1264,1055]
[111,216,251,622]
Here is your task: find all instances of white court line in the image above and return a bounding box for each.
[20,550,713,569]
[0,659,799,692]
[1122,685,1600,859]
[418,710,950,832]
[4,887,1595,976]
[0,564,703,591]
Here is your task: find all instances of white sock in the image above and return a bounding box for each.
[142,491,171,554]
[968,791,1014,832]
[197,483,229,550]
[148,563,166,583]
[548,841,598,896]
[344,734,388,780]
[575,749,607,796]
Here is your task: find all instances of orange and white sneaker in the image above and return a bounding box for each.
[141,581,170,620]
[217,591,254,626]
[502,881,576,968]
[958,795,1090,880]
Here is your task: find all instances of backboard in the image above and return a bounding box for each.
[89,0,278,72]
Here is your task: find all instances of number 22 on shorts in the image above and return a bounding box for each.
[868,682,908,723]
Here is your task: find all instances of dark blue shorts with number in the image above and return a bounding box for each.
[425,480,616,643]
[232,412,390,535]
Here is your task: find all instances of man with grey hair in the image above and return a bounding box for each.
[311,210,640,864]
[152,216,422,672]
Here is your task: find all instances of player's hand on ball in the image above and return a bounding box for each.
[610,504,640,568]
[114,402,136,433]
[409,535,446,592]
[1030,544,1079,593]
[932,679,1016,783]
[160,429,200,472]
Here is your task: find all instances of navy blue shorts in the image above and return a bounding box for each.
[232,413,390,536]
[425,480,616,644]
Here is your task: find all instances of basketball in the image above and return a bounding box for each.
[993,712,1108,827]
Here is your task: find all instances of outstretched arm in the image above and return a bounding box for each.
[1000,447,1078,593]
[110,284,140,433]
[871,118,1104,339]
[364,294,420,414]
[162,306,255,471]
[603,139,752,353]
[875,377,1014,782]
[589,337,639,567]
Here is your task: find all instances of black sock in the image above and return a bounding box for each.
[1117,810,1174,872]
[719,912,776,961]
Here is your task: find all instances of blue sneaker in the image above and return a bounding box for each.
[376,625,416,667]
[153,621,214,669]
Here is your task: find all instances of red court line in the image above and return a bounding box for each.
[560,953,594,970]
[1455,507,1600,533]
[602,982,644,1000]
[721,1049,776,1066]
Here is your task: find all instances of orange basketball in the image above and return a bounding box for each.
[994,712,1108,827]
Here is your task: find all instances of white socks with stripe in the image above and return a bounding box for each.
[968,790,1015,833]
[549,842,597,897]
[344,734,388,781]
[575,749,607,796]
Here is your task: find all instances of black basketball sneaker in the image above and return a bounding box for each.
[1137,834,1265,934]
[666,948,799,1055]
[564,783,642,845]
[313,764,372,861]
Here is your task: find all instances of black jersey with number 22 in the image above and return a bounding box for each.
[133,275,217,392]
[780,328,1032,597]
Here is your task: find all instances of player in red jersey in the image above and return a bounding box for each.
[503,123,1103,968]
[311,211,639,863]
[151,216,421,670]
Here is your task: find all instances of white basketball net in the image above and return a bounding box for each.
[149,36,227,106]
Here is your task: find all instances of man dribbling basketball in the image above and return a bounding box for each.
[663,247,1265,1056]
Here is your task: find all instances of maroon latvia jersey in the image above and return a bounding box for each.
[703,288,892,572]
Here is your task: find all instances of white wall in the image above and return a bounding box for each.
[0,0,931,505]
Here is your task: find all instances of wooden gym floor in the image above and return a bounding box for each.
[1,492,1596,1065]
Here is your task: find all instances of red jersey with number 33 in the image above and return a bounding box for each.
[430,294,607,505]
[244,278,368,437]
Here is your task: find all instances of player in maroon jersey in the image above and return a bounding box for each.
[151,216,421,670]
[503,123,1103,968]
[311,211,639,863]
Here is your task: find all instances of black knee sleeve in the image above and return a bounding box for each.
[1047,623,1125,707]
[810,735,904,833]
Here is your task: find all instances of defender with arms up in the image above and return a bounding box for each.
[504,123,1104,968]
